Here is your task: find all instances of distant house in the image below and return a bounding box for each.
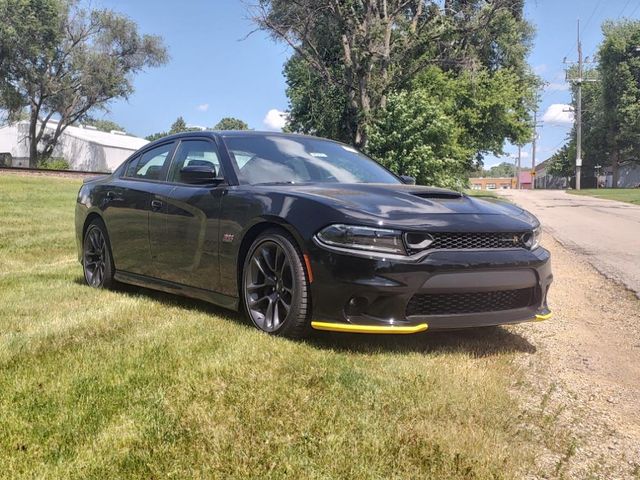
[469,177,516,190]
[518,171,532,190]
[0,120,148,172]
[533,159,569,189]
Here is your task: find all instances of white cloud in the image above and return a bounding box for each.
[263,109,288,130]
[196,103,209,112]
[506,150,529,159]
[542,103,574,125]
[534,64,548,74]
[546,82,569,92]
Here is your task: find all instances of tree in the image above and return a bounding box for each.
[83,117,126,133]
[0,0,168,166]
[145,116,201,141]
[598,20,640,185]
[546,143,574,181]
[256,0,536,150]
[367,65,534,186]
[213,117,249,130]
[169,116,188,134]
[367,88,474,188]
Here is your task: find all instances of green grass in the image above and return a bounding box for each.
[464,189,498,198]
[567,188,640,205]
[0,174,557,479]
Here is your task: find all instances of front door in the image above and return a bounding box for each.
[102,141,175,276]
[151,138,225,292]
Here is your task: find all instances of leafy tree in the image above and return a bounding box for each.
[254,0,527,148]
[0,0,168,166]
[213,117,249,130]
[488,162,516,178]
[83,117,126,133]
[145,116,201,141]
[254,0,532,149]
[169,116,188,134]
[367,88,474,188]
[546,143,574,180]
[145,131,166,142]
[367,66,534,186]
[598,20,640,185]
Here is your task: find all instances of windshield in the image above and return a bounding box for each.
[223,135,401,185]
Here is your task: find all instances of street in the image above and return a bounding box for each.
[496,189,640,476]
[498,188,640,297]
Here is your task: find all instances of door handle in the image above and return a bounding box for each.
[106,191,116,199]
[150,199,163,211]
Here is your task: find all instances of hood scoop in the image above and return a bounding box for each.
[410,191,463,200]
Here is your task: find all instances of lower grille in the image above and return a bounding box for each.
[406,288,535,316]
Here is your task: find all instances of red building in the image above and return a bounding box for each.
[518,171,532,190]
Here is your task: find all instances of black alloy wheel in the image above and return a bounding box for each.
[83,219,115,289]
[242,230,310,338]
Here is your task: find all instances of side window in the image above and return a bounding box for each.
[168,140,222,184]
[124,155,140,177]
[125,143,174,180]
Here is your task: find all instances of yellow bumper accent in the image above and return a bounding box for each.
[534,312,553,321]
[311,321,428,334]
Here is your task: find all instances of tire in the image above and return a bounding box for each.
[241,229,311,338]
[82,218,115,289]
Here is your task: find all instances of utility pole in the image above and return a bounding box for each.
[531,110,537,189]
[516,145,521,189]
[564,19,584,190]
[576,20,583,191]
[564,20,597,190]
[531,109,543,189]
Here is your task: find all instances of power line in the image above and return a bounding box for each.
[582,0,604,34]
[618,0,634,17]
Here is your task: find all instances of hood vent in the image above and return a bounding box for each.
[411,191,463,200]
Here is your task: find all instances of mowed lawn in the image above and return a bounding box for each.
[567,188,640,205]
[1,174,549,479]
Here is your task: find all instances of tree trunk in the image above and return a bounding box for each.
[28,109,39,168]
[611,148,619,188]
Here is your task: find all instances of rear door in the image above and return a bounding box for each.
[102,141,176,276]
[150,138,226,291]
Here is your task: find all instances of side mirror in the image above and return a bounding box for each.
[179,165,221,185]
[400,175,416,185]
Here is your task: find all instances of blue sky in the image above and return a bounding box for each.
[96,0,640,168]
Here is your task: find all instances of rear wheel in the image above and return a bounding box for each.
[83,219,115,289]
[242,230,310,338]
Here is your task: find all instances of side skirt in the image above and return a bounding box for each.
[114,270,239,311]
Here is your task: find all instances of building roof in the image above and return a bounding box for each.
[535,159,550,172]
[16,120,148,151]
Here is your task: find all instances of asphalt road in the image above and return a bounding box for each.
[497,189,640,297]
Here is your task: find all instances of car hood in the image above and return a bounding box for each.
[260,183,537,231]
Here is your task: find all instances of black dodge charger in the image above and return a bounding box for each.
[75,131,552,338]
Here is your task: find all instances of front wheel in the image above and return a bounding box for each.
[242,230,311,338]
[83,218,115,289]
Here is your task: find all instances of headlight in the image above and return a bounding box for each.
[523,226,542,250]
[316,224,406,255]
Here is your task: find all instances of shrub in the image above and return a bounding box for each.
[37,157,70,170]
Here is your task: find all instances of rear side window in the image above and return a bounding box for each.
[168,139,222,183]
[125,143,174,180]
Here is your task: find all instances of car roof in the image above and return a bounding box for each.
[145,130,342,147]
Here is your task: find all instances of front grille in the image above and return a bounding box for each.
[408,232,527,252]
[406,288,535,316]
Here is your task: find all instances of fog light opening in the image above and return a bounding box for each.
[345,296,369,316]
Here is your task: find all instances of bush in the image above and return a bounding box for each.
[37,157,70,170]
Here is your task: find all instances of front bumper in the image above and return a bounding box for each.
[307,245,553,332]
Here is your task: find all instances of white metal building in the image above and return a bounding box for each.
[0,120,148,172]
